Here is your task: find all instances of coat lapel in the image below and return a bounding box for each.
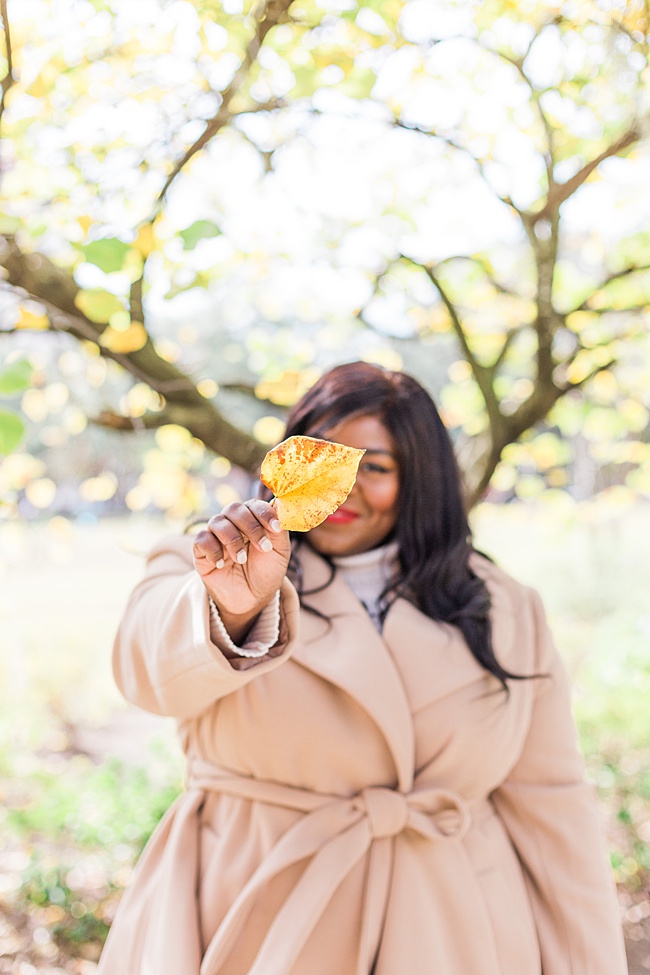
[288,546,521,788]
[381,598,488,712]
[291,545,415,793]
[382,551,521,712]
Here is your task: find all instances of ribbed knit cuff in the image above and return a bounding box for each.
[208,590,281,658]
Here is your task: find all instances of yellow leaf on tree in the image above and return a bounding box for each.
[260,435,365,532]
[16,307,49,330]
[78,215,93,236]
[99,321,147,353]
[134,223,156,258]
[27,74,48,99]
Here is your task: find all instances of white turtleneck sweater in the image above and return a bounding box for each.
[331,540,400,631]
[209,541,400,659]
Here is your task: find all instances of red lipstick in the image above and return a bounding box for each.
[326,508,359,524]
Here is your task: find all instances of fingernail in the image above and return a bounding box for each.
[270,519,282,532]
[216,559,225,569]
[237,550,247,564]
[260,537,273,552]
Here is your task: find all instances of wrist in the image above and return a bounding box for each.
[207,590,281,659]
[208,596,273,647]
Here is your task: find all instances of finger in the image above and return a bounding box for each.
[220,502,276,555]
[206,510,249,565]
[193,529,225,569]
[245,498,283,535]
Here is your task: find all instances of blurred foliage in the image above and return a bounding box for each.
[1,751,182,969]
[0,354,31,455]
[0,0,648,520]
[0,511,184,969]
[4,753,181,854]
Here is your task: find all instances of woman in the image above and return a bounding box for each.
[97,362,627,975]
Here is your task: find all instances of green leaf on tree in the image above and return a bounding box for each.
[74,289,126,324]
[0,359,33,397]
[0,409,25,454]
[179,220,222,250]
[337,69,377,100]
[0,212,22,234]
[81,237,131,274]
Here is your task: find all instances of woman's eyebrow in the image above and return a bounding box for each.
[309,432,395,458]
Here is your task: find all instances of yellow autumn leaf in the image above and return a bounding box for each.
[134,223,156,258]
[16,307,49,330]
[27,74,48,99]
[78,215,93,236]
[99,321,147,353]
[260,435,365,532]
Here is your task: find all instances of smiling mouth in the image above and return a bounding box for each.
[325,509,360,524]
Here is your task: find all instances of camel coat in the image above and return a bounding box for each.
[97,536,627,975]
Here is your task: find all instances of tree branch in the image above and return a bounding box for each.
[460,358,568,507]
[482,36,556,190]
[155,0,294,205]
[130,270,144,325]
[557,358,617,394]
[472,31,642,237]
[583,303,650,315]
[0,283,196,393]
[389,116,519,213]
[436,254,519,296]
[91,409,171,432]
[10,295,266,468]
[0,282,99,340]
[0,236,267,471]
[491,324,528,371]
[404,259,473,355]
[220,380,261,396]
[571,262,650,312]
[0,0,15,133]
[403,255,507,438]
[535,125,640,221]
[517,210,563,389]
[232,124,277,172]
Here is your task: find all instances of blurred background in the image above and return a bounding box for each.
[1,0,649,971]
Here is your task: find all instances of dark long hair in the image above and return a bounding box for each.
[276,361,532,691]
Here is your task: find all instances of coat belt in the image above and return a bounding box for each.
[186,758,491,975]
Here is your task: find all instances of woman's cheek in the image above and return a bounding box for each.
[376,479,400,514]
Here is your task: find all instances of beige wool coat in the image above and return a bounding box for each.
[97,536,627,975]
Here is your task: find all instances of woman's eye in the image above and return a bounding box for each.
[361,463,392,475]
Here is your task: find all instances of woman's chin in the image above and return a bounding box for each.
[306,525,352,556]
[306,524,375,558]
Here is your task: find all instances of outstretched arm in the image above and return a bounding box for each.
[113,530,299,720]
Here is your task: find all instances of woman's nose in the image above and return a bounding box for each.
[347,478,363,499]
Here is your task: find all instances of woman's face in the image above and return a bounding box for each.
[305,414,400,557]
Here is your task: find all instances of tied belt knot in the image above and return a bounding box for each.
[356,786,408,839]
[187,759,484,975]
[354,785,470,841]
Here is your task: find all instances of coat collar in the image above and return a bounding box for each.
[382,551,521,710]
[291,543,415,793]
[290,545,522,789]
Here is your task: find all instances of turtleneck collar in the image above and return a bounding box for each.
[330,540,400,631]
[331,539,400,570]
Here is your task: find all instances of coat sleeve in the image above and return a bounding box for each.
[491,587,627,975]
[112,535,301,720]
